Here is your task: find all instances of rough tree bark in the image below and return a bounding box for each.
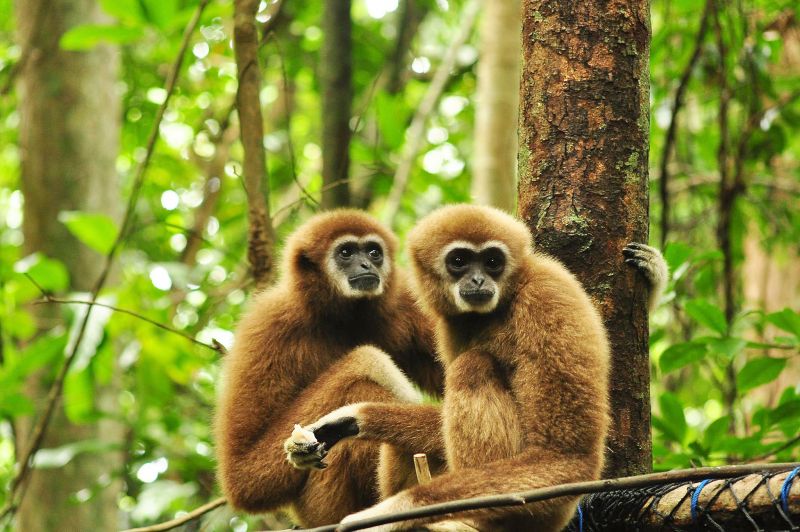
[320,0,352,209]
[233,0,275,287]
[517,0,652,477]
[15,0,123,529]
[471,0,521,213]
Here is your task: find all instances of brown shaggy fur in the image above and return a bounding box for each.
[336,205,611,531]
[214,210,442,527]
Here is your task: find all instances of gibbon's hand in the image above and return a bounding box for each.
[284,406,361,469]
[623,242,668,311]
[283,424,329,470]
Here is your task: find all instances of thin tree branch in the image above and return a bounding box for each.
[120,496,226,532]
[258,0,286,43]
[0,0,210,519]
[295,463,800,532]
[234,0,276,288]
[270,33,319,208]
[747,435,800,463]
[182,117,238,266]
[658,0,713,249]
[271,178,351,225]
[385,0,429,95]
[382,0,480,226]
[30,294,222,353]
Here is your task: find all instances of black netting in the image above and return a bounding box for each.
[564,469,799,532]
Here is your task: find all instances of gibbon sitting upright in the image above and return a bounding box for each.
[214,210,445,527]
[289,205,667,531]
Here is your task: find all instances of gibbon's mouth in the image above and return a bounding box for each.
[460,288,495,304]
[348,273,380,291]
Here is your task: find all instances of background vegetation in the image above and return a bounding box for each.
[0,0,798,529]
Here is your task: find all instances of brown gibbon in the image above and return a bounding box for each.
[214,210,444,527]
[292,204,620,531]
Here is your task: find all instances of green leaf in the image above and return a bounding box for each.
[60,24,144,51]
[658,392,687,443]
[684,299,727,335]
[659,341,707,373]
[737,357,787,393]
[140,0,178,29]
[703,416,731,449]
[376,92,411,150]
[32,439,112,468]
[0,391,34,417]
[0,333,67,386]
[770,400,800,425]
[707,336,746,359]
[99,0,145,24]
[64,367,96,424]
[663,242,692,272]
[58,211,119,254]
[766,308,800,338]
[14,253,69,293]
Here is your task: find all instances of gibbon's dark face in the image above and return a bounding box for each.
[442,241,508,313]
[325,234,391,298]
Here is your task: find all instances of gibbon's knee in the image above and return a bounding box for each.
[343,345,422,404]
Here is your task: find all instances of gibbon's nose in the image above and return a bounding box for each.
[471,275,485,287]
[360,261,371,270]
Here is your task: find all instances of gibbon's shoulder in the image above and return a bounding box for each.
[517,252,600,319]
[234,284,308,338]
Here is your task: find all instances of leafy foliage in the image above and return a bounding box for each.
[0,0,797,529]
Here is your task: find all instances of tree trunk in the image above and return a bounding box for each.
[471,0,521,213]
[320,0,352,209]
[15,0,123,529]
[233,0,276,287]
[517,0,652,477]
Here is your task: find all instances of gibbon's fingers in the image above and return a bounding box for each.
[623,242,668,311]
[283,432,329,470]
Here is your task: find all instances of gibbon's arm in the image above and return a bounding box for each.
[286,402,446,470]
[624,242,668,312]
[340,449,596,531]
[216,293,317,511]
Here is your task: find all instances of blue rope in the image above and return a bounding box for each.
[576,502,583,532]
[780,466,800,515]
[690,479,712,522]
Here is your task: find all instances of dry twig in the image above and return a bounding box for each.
[120,496,226,532]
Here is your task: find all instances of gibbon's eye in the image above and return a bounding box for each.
[367,244,383,261]
[484,250,506,274]
[338,245,356,259]
[445,249,472,275]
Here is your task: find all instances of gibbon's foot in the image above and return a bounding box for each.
[284,424,329,470]
[623,243,668,289]
[340,492,414,532]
